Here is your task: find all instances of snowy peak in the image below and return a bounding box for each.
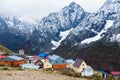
[0,1,119,53]
[69,2,82,9]
[4,16,38,35]
[61,0,120,49]
[100,0,120,11]
[29,2,86,52]
[100,0,120,19]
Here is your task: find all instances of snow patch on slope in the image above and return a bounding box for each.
[81,20,114,44]
[110,33,120,42]
[51,28,73,50]
[7,21,14,26]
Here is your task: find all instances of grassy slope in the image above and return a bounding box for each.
[0,45,13,54]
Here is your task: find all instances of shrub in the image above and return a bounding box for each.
[60,69,82,78]
[2,67,9,70]
[17,68,24,71]
[6,73,12,76]
[0,64,6,66]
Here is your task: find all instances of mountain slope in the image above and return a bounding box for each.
[0,2,86,53]
[0,45,13,54]
[28,2,86,53]
[52,41,120,70]
[58,0,120,49]
[52,0,120,70]
[0,0,119,57]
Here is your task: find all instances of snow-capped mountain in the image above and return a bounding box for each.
[0,0,119,54]
[52,0,120,70]
[0,2,86,52]
[29,2,86,53]
[61,0,120,48]
[4,17,38,35]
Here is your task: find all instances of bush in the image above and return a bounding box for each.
[43,68,54,74]
[0,64,6,66]
[6,73,12,76]
[2,67,9,70]
[17,68,24,71]
[60,69,82,78]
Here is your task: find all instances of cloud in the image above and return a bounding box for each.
[0,0,106,19]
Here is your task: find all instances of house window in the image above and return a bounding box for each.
[56,61,58,63]
[62,60,65,63]
[82,64,84,66]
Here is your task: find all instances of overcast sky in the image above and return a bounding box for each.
[0,0,106,19]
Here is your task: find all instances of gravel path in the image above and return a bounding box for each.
[0,69,87,80]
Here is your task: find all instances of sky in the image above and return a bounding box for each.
[0,0,106,20]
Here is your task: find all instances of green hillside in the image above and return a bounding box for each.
[0,45,13,54]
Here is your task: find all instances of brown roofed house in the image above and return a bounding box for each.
[72,58,87,73]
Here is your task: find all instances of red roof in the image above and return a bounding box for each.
[112,71,120,75]
[0,56,8,59]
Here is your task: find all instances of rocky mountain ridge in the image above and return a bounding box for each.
[0,0,119,54]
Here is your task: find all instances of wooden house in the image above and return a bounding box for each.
[32,58,43,68]
[41,59,52,69]
[48,55,66,69]
[0,56,26,66]
[72,58,87,73]
[25,56,33,63]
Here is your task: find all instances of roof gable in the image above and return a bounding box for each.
[73,58,84,68]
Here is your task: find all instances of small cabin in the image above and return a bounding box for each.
[41,59,52,69]
[32,59,43,68]
[48,55,66,69]
[72,58,87,73]
[19,49,24,55]
[0,56,26,66]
